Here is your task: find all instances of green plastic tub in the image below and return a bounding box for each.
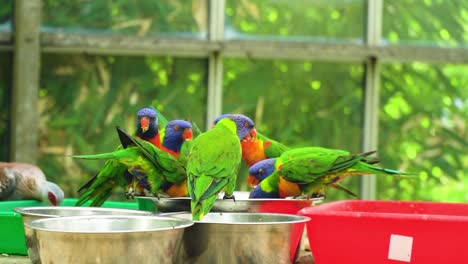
[0,198,139,255]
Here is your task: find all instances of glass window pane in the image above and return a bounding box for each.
[378,63,468,201]
[41,0,208,38]
[0,0,12,33]
[225,0,365,42]
[39,54,208,199]
[0,52,12,161]
[223,59,365,200]
[383,1,467,47]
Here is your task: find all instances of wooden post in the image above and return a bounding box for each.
[10,0,41,163]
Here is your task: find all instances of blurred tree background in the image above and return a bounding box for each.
[0,0,466,202]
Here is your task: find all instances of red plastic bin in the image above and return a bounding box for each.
[298,200,468,264]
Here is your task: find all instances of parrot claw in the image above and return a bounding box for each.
[295,193,326,200]
[154,193,170,200]
[124,187,136,199]
[223,194,236,202]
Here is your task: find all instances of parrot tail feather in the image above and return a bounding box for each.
[77,173,97,193]
[72,153,116,160]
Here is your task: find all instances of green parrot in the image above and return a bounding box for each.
[75,107,160,206]
[74,126,190,198]
[248,147,412,199]
[213,114,289,168]
[188,114,256,221]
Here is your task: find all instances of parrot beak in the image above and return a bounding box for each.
[183,128,193,141]
[241,129,257,142]
[248,128,257,141]
[140,116,150,132]
[247,175,260,188]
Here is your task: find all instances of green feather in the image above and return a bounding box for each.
[257,132,290,158]
[260,147,415,198]
[187,118,242,221]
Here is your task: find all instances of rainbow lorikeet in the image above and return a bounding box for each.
[126,119,193,197]
[213,114,289,182]
[241,131,289,174]
[135,107,162,148]
[75,124,191,199]
[75,107,160,206]
[188,114,256,221]
[248,147,412,199]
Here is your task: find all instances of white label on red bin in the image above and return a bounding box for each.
[388,234,413,262]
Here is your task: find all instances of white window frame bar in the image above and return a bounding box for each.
[360,0,383,200]
[206,0,225,130]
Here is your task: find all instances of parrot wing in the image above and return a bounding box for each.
[116,127,187,185]
[75,161,129,206]
[257,132,290,158]
[187,125,241,220]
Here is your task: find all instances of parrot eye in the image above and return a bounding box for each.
[259,169,265,175]
[243,122,252,128]
[173,125,181,131]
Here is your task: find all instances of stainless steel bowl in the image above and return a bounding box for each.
[25,215,193,264]
[137,191,323,213]
[15,206,154,223]
[165,212,310,264]
[14,206,154,263]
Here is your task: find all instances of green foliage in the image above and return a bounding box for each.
[37,54,207,199]
[42,0,206,36]
[383,0,466,46]
[223,59,364,200]
[225,0,364,41]
[0,53,11,161]
[0,0,12,26]
[378,63,468,201]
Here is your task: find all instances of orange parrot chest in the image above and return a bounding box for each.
[241,140,267,167]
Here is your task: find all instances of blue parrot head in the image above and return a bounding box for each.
[163,120,193,152]
[249,184,279,199]
[136,107,158,139]
[247,158,276,187]
[223,114,256,141]
[212,113,230,126]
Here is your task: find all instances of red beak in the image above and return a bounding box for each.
[183,129,193,141]
[140,116,150,132]
[242,128,257,142]
[247,175,260,188]
[249,129,257,140]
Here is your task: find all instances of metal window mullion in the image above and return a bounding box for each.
[361,0,383,200]
[10,0,42,163]
[206,0,225,129]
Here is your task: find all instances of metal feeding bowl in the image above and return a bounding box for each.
[137,191,323,214]
[15,206,154,223]
[164,212,310,264]
[137,192,320,263]
[24,215,193,264]
[14,206,154,263]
